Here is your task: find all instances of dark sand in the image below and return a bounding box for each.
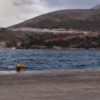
[0,70,100,100]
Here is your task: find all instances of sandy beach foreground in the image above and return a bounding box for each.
[0,70,100,100]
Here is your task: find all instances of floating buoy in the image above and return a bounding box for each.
[16,64,24,72]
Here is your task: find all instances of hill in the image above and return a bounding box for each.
[11,9,100,32]
[92,4,100,9]
[0,7,100,49]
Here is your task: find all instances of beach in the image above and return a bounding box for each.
[0,70,100,100]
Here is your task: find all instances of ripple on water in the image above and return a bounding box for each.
[0,50,99,71]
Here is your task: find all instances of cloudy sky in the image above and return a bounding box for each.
[0,0,100,27]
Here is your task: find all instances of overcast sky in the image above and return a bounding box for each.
[0,0,100,27]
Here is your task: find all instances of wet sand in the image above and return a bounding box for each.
[0,70,100,100]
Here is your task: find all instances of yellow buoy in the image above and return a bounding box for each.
[16,64,24,72]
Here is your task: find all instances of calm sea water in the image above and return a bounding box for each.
[0,49,100,71]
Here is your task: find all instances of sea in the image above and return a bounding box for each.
[0,49,100,71]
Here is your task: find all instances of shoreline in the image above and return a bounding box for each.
[1,48,100,51]
[0,68,99,74]
[0,68,100,76]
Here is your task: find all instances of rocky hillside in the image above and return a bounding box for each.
[0,6,100,49]
[0,28,100,49]
[11,9,100,32]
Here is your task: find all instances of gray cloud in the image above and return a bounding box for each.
[13,0,100,8]
[13,0,34,6]
[0,0,100,27]
[44,0,100,9]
